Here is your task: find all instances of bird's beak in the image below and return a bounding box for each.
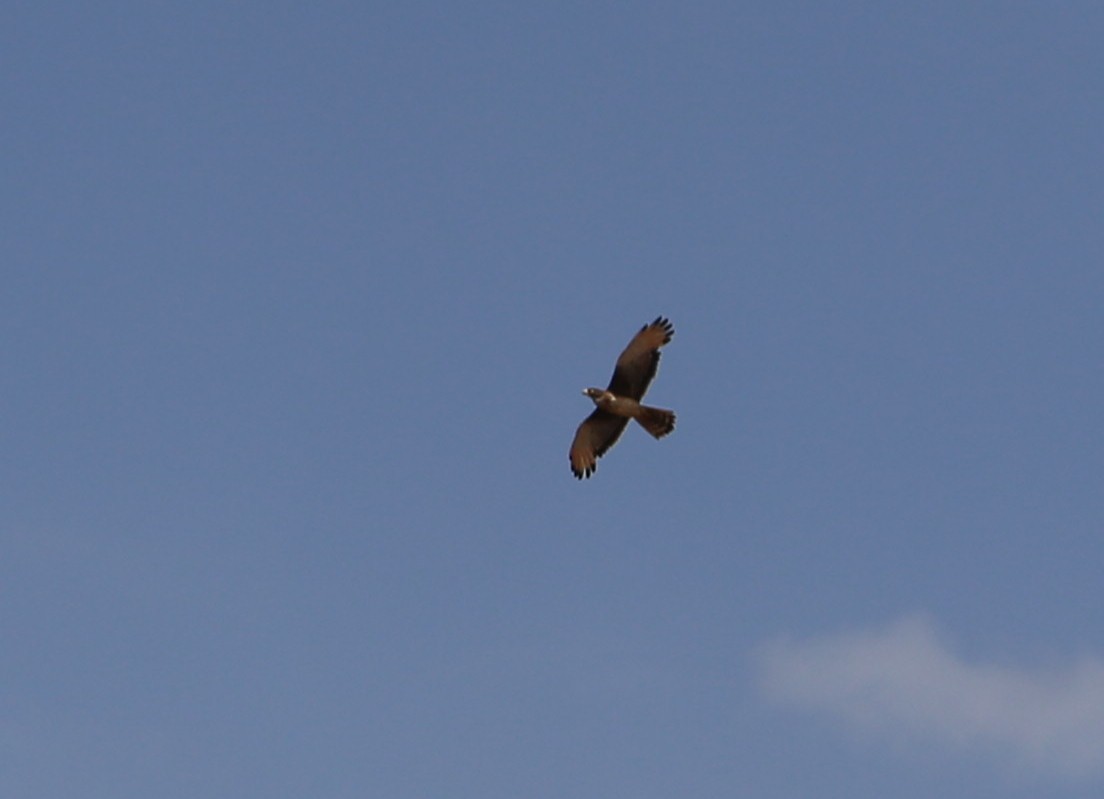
[581,389,588,396]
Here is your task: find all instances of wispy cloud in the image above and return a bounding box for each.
[757,615,1104,778]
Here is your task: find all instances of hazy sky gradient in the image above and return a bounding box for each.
[4,3,1103,797]
[760,615,1104,780]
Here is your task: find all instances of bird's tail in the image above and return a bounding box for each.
[635,405,675,439]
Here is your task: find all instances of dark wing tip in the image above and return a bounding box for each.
[569,454,594,479]
[637,317,674,341]
[653,316,674,343]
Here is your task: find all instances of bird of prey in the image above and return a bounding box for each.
[569,316,676,479]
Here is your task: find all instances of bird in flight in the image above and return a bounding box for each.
[569,316,676,479]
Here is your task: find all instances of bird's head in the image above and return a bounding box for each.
[582,387,604,401]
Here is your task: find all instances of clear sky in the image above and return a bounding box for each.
[4,3,1103,797]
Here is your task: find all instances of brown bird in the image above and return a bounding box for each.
[569,316,676,479]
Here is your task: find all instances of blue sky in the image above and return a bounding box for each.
[4,2,1104,797]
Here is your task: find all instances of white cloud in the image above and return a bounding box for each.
[757,615,1104,778]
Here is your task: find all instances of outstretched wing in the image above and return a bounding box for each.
[569,409,630,479]
[606,316,674,400]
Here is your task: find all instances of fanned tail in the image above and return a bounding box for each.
[635,405,675,439]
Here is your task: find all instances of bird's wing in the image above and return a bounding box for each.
[569,409,630,479]
[606,316,674,400]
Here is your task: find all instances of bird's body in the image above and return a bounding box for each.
[581,387,675,438]
[583,387,638,416]
[569,317,676,479]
